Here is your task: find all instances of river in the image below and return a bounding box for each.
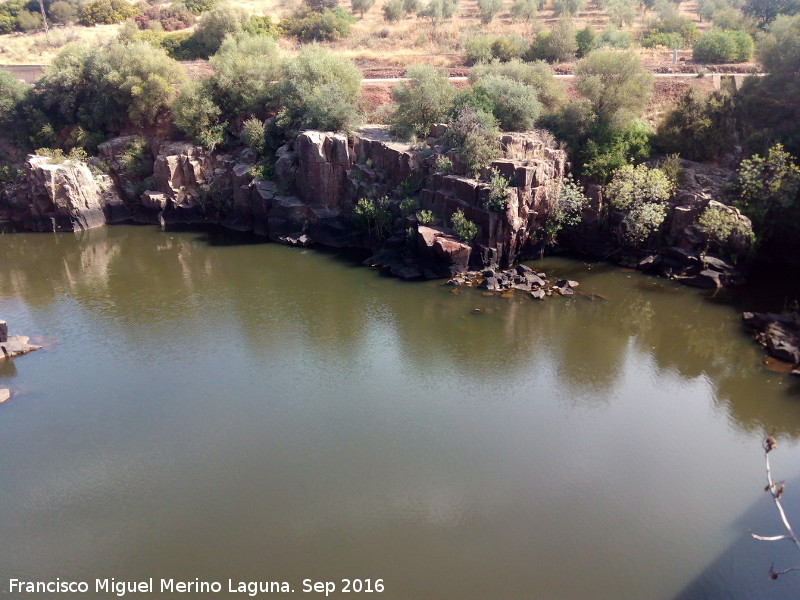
[1,225,799,599]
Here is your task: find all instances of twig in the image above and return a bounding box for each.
[752,436,800,579]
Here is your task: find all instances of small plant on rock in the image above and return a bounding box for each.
[434,154,454,173]
[354,195,393,240]
[451,208,477,242]
[546,173,589,242]
[416,209,435,225]
[485,168,510,212]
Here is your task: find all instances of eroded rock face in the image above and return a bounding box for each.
[2,155,124,232]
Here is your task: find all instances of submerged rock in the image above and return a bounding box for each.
[743,312,800,366]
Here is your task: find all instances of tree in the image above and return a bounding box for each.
[0,70,27,130]
[391,65,454,138]
[510,0,537,21]
[552,0,585,16]
[192,3,249,57]
[574,49,653,127]
[276,46,363,134]
[606,163,674,246]
[78,0,136,25]
[352,0,375,16]
[382,0,404,21]
[469,58,565,111]
[172,80,226,150]
[692,29,754,63]
[524,18,577,63]
[417,0,457,25]
[471,74,542,131]
[742,0,800,27]
[478,0,503,23]
[655,89,736,161]
[444,106,501,177]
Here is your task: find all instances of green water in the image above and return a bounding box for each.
[1,225,800,600]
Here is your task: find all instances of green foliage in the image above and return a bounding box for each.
[471,74,542,131]
[552,0,585,16]
[354,195,393,240]
[434,154,454,173]
[510,0,538,21]
[735,144,800,249]
[697,204,752,252]
[742,0,800,27]
[451,208,477,242]
[305,0,340,11]
[485,168,510,211]
[276,46,363,134]
[490,35,528,62]
[655,89,736,161]
[184,0,218,15]
[462,33,494,64]
[285,6,355,41]
[606,163,674,211]
[692,28,754,62]
[576,25,597,57]
[383,0,405,20]
[697,0,727,21]
[0,70,27,130]
[524,18,577,63]
[243,14,282,36]
[468,58,564,111]
[172,81,226,150]
[598,0,636,26]
[658,153,683,187]
[0,0,26,34]
[417,0,458,24]
[444,106,501,178]
[621,202,668,246]
[32,41,184,141]
[79,0,137,25]
[209,34,282,116]
[417,209,435,225]
[574,49,653,127]
[134,3,195,30]
[352,0,375,16]
[240,117,266,156]
[391,65,454,139]
[478,0,503,23]
[193,4,249,56]
[712,6,754,30]
[399,196,420,216]
[17,9,42,31]
[641,4,699,48]
[546,173,589,242]
[34,146,90,163]
[596,26,633,49]
[119,136,151,178]
[581,120,653,182]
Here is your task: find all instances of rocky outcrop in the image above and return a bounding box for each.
[1,155,125,232]
[743,312,800,369]
[635,247,745,288]
[445,265,580,300]
[0,319,41,359]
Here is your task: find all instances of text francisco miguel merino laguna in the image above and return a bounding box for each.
[8,578,341,597]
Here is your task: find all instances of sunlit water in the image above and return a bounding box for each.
[2,226,800,600]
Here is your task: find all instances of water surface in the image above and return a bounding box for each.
[1,226,800,600]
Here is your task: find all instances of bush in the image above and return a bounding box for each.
[352,0,375,16]
[305,0,340,10]
[48,1,78,24]
[184,0,218,14]
[17,9,43,31]
[417,209,435,225]
[444,106,501,177]
[599,0,636,27]
[574,49,653,127]
[79,0,137,25]
[391,65,454,139]
[172,81,226,150]
[209,34,282,116]
[552,0,585,16]
[243,15,282,37]
[510,0,537,21]
[581,119,653,182]
[655,89,736,161]
[469,58,564,111]
[524,18,577,63]
[485,168,510,211]
[697,204,751,253]
[546,173,589,242]
[692,29,754,63]
[399,196,420,216]
[434,154,453,173]
[472,74,542,131]
[277,46,363,134]
[491,35,528,62]
[0,0,25,34]
[354,196,392,240]
[240,117,266,155]
[575,25,596,57]
[383,0,405,20]
[596,26,633,49]
[193,4,249,56]
[451,208,477,242]
[712,7,753,31]
[285,6,355,41]
[606,163,674,246]
[478,0,503,23]
[417,0,457,24]
[134,4,195,30]
[462,32,494,64]
[0,70,27,131]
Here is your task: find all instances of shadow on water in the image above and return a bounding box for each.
[674,470,800,600]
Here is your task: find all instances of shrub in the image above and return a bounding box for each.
[485,168,510,211]
[711,7,753,31]
[399,196,420,216]
[655,89,736,161]
[193,4,249,57]
[243,15,282,37]
[184,0,218,14]
[209,34,282,116]
[79,0,137,25]
[118,136,151,178]
[491,36,528,62]
[417,0,457,24]
[692,29,754,63]
[285,6,355,41]
[403,0,421,12]
[472,74,542,131]
[524,18,577,63]
[444,107,501,178]
[277,46,363,134]
[134,4,195,30]
[48,1,78,24]
[383,0,405,20]
[697,204,752,253]
[0,70,27,130]
[417,209,435,225]
[546,173,589,242]
[451,208,477,242]
[434,154,454,173]
[469,58,564,111]
[576,25,596,57]
[599,0,636,27]
[597,26,633,49]
[462,32,494,65]
[605,163,674,211]
[574,49,653,127]
[240,117,266,155]
[352,0,375,16]
[621,202,667,246]
[552,0,585,16]
[354,196,393,240]
[510,0,537,21]
[581,120,654,183]
[17,9,43,31]
[391,65,454,139]
[478,0,503,23]
[305,0,340,10]
[172,81,226,150]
